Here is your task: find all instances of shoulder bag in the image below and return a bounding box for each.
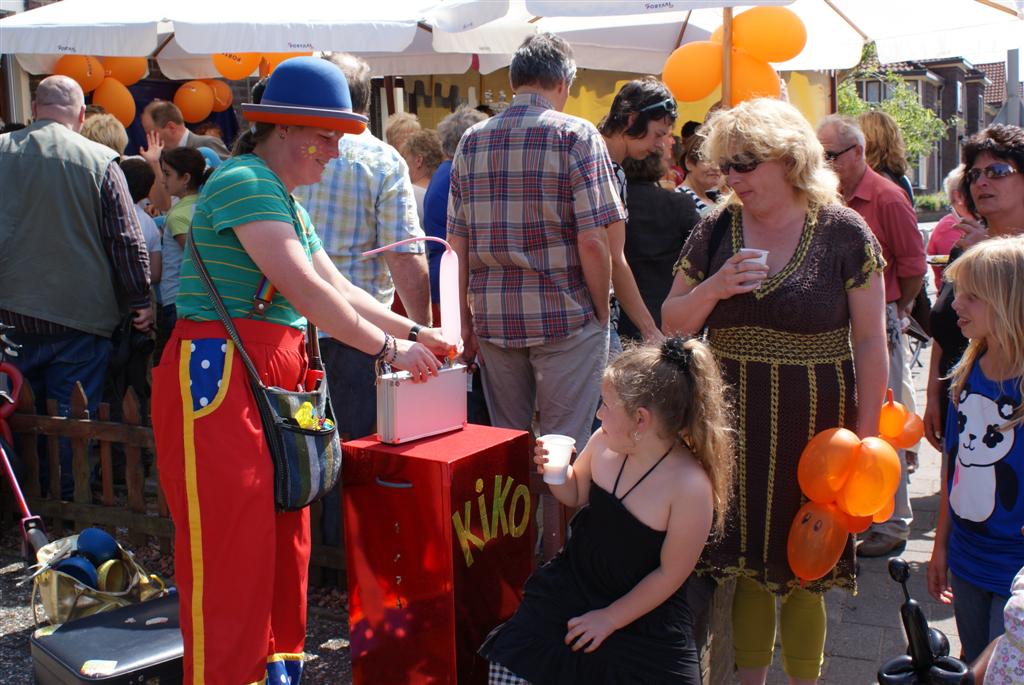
[188,235,342,511]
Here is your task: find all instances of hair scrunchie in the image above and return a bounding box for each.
[660,336,693,372]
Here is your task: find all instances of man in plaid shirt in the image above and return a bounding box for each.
[448,33,626,450]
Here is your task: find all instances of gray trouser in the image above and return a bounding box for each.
[477,319,609,448]
[871,303,913,541]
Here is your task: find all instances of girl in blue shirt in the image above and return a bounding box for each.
[928,235,1024,662]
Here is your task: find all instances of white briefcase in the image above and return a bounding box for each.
[375,363,468,444]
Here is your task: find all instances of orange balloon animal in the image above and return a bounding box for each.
[835,437,902,517]
[888,412,925,450]
[878,388,909,439]
[787,501,849,581]
[797,428,861,504]
[872,496,896,524]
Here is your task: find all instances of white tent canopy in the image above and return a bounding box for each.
[2,0,1022,79]
[525,0,1024,69]
[0,0,509,76]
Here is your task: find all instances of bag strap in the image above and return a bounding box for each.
[188,231,267,388]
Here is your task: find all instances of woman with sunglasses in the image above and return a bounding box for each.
[924,124,1024,456]
[596,78,679,345]
[662,98,888,685]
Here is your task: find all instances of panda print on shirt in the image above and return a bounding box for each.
[949,381,1018,525]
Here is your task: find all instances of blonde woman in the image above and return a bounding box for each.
[399,128,443,224]
[662,98,888,685]
[859,110,914,203]
[927,236,1024,663]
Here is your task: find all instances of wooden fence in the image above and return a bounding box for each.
[0,382,344,585]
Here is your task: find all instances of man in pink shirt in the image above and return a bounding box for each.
[818,115,926,558]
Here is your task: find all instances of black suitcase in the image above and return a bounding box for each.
[30,591,183,684]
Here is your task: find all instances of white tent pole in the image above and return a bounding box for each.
[722,7,733,107]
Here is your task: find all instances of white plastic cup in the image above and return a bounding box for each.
[540,434,576,484]
[740,249,769,287]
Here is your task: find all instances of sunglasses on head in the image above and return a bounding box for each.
[966,162,1019,184]
[718,155,762,174]
[824,144,857,162]
[639,97,678,117]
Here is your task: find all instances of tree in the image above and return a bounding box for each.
[836,43,959,162]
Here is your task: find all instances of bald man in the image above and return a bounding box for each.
[0,75,153,498]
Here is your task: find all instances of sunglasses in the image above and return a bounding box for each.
[718,156,763,174]
[824,144,857,162]
[965,162,1019,184]
[639,97,678,117]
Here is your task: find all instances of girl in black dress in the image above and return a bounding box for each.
[481,337,735,684]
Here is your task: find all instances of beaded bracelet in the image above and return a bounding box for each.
[386,335,399,365]
[374,333,392,361]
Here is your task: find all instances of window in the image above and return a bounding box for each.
[956,82,964,113]
[865,81,882,103]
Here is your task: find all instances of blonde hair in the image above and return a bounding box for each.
[703,98,840,209]
[945,235,1024,430]
[400,129,444,173]
[604,337,735,536]
[80,113,128,156]
[384,112,420,149]
[859,110,908,177]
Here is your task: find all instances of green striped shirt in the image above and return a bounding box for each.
[176,154,323,329]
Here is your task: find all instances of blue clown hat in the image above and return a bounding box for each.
[241,56,367,134]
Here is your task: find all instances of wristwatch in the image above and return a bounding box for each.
[407,324,423,341]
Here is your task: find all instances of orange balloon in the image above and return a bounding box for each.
[730,48,781,104]
[844,512,873,534]
[262,52,313,75]
[91,78,136,128]
[173,81,214,124]
[835,437,902,517]
[662,41,723,102]
[889,412,925,450]
[797,428,861,504]
[733,6,807,63]
[878,389,909,439]
[787,501,849,581]
[100,57,147,86]
[212,53,261,81]
[872,496,896,523]
[710,25,723,43]
[54,55,104,93]
[202,79,233,112]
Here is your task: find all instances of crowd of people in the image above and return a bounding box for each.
[1,30,1023,685]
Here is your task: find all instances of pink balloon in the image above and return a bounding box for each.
[438,248,462,349]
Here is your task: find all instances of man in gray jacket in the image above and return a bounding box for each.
[0,75,152,498]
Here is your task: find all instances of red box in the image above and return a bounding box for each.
[342,425,534,685]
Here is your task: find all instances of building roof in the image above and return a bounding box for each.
[976,62,1024,105]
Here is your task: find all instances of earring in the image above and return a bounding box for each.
[632,430,641,443]
[278,133,286,140]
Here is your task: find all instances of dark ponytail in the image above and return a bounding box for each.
[231,122,276,157]
[160,147,209,192]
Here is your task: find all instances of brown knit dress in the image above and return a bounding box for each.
[674,203,885,595]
